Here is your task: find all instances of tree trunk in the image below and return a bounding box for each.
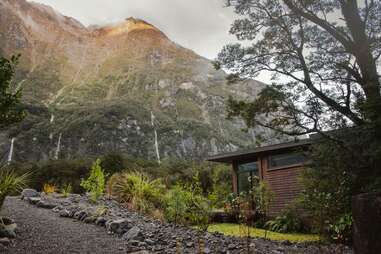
[352,192,381,254]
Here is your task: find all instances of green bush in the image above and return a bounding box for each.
[61,183,72,198]
[164,185,190,224]
[80,159,106,202]
[163,173,212,231]
[265,209,303,233]
[329,213,352,244]
[0,169,30,208]
[108,171,165,213]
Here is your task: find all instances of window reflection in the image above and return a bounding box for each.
[237,161,258,193]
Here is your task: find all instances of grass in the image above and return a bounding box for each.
[208,223,320,242]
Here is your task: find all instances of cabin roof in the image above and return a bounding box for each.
[207,138,312,163]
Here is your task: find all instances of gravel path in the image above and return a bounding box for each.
[0,197,130,254]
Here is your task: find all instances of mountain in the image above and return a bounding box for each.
[0,0,273,162]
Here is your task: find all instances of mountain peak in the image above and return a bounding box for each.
[95,17,160,36]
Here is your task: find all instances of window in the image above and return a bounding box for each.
[268,152,306,169]
[237,161,258,193]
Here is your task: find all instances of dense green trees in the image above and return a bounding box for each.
[0,55,25,129]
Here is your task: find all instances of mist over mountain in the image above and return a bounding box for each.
[0,0,274,162]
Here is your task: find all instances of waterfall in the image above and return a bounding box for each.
[50,114,55,124]
[7,138,15,163]
[151,111,161,164]
[54,133,62,160]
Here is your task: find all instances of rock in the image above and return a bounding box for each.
[106,219,132,234]
[145,239,155,246]
[0,223,17,238]
[281,240,292,246]
[0,218,14,225]
[36,200,57,209]
[52,206,63,213]
[59,209,71,218]
[95,217,107,227]
[227,243,236,250]
[204,247,211,254]
[21,189,40,199]
[186,242,194,247]
[27,197,41,205]
[0,238,10,246]
[73,210,87,221]
[83,216,96,224]
[122,226,143,241]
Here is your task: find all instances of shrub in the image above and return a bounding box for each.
[164,185,190,224]
[108,171,165,214]
[187,192,211,231]
[61,183,72,198]
[42,183,56,194]
[329,213,353,244]
[0,169,30,208]
[265,209,303,233]
[80,159,106,202]
[100,153,126,176]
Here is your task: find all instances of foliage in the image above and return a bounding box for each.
[207,165,232,209]
[80,159,106,202]
[253,181,274,220]
[265,209,303,233]
[42,183,56,194]
[299,139,361,242]
[164,185,190,224]
[61,183,72,198]
[0,169,30,208]
[218,0,381,133]
[0,55,25,129]
[164,181,212,231]
[100,153,125,176]
[208,223,320,242]
[11,159,91,194]
[328,213,353,244]
[108,171,165,214]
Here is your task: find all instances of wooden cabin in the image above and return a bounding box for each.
[207,139,311,217]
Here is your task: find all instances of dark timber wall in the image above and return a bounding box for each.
[260,156,303,217]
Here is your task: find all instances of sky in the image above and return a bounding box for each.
[30,0,239,60]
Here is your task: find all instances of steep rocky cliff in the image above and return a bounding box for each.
[0,0,274,162]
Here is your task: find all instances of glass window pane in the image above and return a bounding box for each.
[237,161,258,193]
[238,171,250,193]
[268,152,306,169]
[238,162,258,173]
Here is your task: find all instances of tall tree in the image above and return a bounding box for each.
[217,0,381,240]
[0,55,25,129]
[217,0,381,136]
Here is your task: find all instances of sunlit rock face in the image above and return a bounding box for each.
[0,0,277,162]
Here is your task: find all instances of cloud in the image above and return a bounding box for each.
[29,0,239,60]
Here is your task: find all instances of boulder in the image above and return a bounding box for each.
[106,219,132,235]
[36,200,57,209]
[27,197,41,205]
[0,223,17,238]
[59,209,72,218]
[0,237,10,246]
[83,216,97,224]
[21,189,40,199]
[352,192,381,254]
[95,217,107,227]
[122,226,144,241]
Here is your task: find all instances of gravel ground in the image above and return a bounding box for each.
[0,197,130,254]
[0,195,353,254]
